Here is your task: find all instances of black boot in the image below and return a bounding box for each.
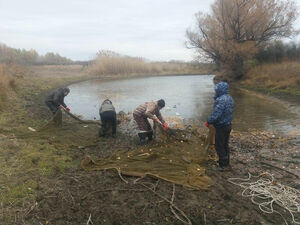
[147,131,153,141]
[138,132,147,141]
[99,126,105,137]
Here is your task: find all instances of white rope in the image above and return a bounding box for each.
[228,172,300,224]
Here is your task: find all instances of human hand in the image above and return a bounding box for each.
[153,117,159,123]
[163,122,168,130]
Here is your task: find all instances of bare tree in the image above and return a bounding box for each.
[186,0,299,80]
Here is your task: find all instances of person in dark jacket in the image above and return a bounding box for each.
[205,81,234,170]
[45,87,70,114]
[133,99,168,141]
[99,99,117,137]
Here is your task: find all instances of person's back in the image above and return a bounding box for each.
[99,99,115,114]
[99,99,116,137]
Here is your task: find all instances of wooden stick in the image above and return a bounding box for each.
[117,168,129,184]
[260,161,299,178]
[86,214,93,225]
[82,188,148,200]
[140,183,192,225]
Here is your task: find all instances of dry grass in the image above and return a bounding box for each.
[28,65,87,78]
[0,64,16,87]
[88,55,211,76]
[0,64,27,107]
[242,61,300,93]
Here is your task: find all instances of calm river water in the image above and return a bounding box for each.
[66,75,300,135]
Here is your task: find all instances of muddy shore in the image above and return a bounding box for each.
[0,66,299,225]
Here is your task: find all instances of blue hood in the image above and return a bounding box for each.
[208,81,234,127]
[215,82,229,99]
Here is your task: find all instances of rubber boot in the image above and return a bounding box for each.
[99,126,105,137]
[147,131,153,141]
[138,132,147,141]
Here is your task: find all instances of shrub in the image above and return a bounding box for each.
[88,50,212,76]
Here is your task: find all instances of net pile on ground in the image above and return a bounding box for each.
[82,127,215,190]
[228,172,300,224]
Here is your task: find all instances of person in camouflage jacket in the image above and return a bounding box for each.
[133,99,168,141]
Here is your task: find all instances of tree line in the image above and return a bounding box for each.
[0,43,73,65]
[186,0,299,81]
[256,41,300,63]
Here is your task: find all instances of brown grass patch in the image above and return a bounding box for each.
[0,64,26,107]
[88,54,212,76]
[242,61,300,91]
[28,65,87,78]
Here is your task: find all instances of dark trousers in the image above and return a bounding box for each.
[100,111,117,136]
[45,101,58,114]
[215,124,231,167]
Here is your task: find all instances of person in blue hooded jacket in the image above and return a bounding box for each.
[205,81,234,170]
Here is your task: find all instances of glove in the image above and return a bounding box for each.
[66,107,70,112]
[205,121,210,128]
[59,105,63,109]
[163,122,168,130]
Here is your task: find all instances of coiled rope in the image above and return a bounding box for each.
[228,172,300,224]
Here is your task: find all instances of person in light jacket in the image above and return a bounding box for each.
[99,99,117,137]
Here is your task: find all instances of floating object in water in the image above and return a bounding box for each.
[175,112,180,116]
[164,107,171,112]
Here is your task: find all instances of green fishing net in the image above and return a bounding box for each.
[82,126,215,190]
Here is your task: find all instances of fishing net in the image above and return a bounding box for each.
[39,110,215,189]
[82,123,215,190]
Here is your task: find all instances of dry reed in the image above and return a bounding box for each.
[243,61,300,91]
[0,64,25,106]
[88,53,211,76]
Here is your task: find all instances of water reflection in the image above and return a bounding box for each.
[66,75,300,134]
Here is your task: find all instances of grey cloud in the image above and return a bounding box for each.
[2,0,298,61]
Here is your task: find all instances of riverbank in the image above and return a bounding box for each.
[0,65,299,224]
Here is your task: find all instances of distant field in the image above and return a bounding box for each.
[27,64,87,78]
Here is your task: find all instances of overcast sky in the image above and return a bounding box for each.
[0,0,299,62]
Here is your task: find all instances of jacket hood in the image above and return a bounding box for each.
[215,82,229,98]
[102,99,112,105]
[62,87,70,93]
